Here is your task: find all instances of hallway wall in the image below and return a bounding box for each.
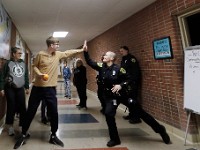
[84,0,200,135]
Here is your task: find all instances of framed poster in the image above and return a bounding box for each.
[0,4,11,60]
[152,36,173,60]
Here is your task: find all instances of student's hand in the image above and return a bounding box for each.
[25,89,29,94]
[111,85,122,94]
[0,90,4,97]
[83,40,87,52]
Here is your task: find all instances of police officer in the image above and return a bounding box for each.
[119,46,142,124]
[84,47,171,147]
[84,49,129,147]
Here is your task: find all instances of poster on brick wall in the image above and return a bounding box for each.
[0,4,11,60]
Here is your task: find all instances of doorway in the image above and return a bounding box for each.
[186,12,200,46]
[178,9,200,48]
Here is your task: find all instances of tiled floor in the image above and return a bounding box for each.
[0,81,200,150]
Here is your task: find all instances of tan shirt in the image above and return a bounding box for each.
[33,49,83,87]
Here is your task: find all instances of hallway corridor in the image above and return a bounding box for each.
[0,81,198,150]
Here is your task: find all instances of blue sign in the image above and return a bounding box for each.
[153,36,173,59]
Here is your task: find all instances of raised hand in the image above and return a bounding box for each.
[83,40,87,51]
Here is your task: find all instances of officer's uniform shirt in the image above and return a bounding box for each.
[84,51,131,99]
[121,53,140,83]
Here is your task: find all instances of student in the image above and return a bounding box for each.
[73,59,87,109]
[0,47,29,136]
[63,61,72,99]
[13,36,87,149]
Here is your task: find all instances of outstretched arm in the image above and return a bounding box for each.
[83,40,87,51]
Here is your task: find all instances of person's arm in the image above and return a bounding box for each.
[24,62,29,94]
[84,51,102,71]
[33,54,43,76]
[0,61,9,96]
[68,67,72,79]
[59,40,87,59]
[24,63,29,90]
[111,67,132,94]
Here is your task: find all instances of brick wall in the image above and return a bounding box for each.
[84,0,200,133]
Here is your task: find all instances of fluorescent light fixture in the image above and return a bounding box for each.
[53,31,68,38]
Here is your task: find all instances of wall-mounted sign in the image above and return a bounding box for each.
[152,36,173,60]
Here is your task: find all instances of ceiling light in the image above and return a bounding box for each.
[53,31,68,38]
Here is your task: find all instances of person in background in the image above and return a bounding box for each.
[73,59,87,109]
[119,46,142,124]
[13,36,87,149]
[63,61,72,99]
[0,47,29,136]
[83,47,170,147]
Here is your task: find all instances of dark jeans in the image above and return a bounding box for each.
[22,86,58,135]
[76,84,87,107]
[4,86,26,126]
[41,99,50,121]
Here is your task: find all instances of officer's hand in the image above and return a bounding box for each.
[83,40,87,51]
[25,89,29,95]
[111,85,122,94]
[0,90,5,97]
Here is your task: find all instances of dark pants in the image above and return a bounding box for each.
[76,84,87,107]
[41,99,50,121]
[22,86,58,135]
[4,86,26,126]
[127,102,163,133]
[122,87,141,121]
[104,99,120,142]
[97,83,105,110]
[104,95,164,142]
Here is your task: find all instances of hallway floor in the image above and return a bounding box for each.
[0,81,199,150]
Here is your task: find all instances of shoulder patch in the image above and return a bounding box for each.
[120,68,126,74]
[131,58,136,63]
[97,63,103,67]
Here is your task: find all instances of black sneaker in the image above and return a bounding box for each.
[129,118,142,124]
[79,106,87,110]
[159,125,170,144]
[107,140,121,147]
[76,104,81,107]
[25,133,31,139]
[41,118,48,125]
[100,109,105,115]
[49,135,64,147]
[122,115,130,120]
[13,134,26,149]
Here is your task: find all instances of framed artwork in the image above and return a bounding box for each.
[0,4,12,60]
[152,36,173,60]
